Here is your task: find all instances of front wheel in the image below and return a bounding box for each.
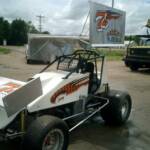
[101,90,132,125]
[130,65,139,71]
[23,115,69,150]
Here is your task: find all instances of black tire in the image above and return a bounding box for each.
[23,115,69,150]
[124,60,129,67]
[27,59,31,64]
[130,65,139,71]
[101,90,132,125]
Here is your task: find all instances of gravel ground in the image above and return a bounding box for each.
[0,47,150,150]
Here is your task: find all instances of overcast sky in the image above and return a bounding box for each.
[0,0,150,35]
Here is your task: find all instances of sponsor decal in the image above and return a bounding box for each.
[107,29,122,42]
[51,76,89,104]
[96,10,120,31]
[0,82,21,94]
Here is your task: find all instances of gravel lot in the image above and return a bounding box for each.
[0,47,150,150]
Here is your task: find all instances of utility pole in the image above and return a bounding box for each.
[112,0,114,8]
[36,15,45,33]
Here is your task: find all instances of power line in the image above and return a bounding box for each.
[36,15,45,33]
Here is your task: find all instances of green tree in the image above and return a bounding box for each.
[0,17,39,45]
[2,20,10,43]
[0,17,4,44]
[125,36,131,41]
[133,36,140,45]
[42,31,50,34]
[0,17,10,45]
[27,21,39,33]
[125,35,141,45]
[10,19,28,45]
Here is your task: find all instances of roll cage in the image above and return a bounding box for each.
[40,50,105,93]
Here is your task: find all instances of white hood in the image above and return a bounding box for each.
[32,71,67,94]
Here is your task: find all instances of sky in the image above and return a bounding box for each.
[0,0,150,35]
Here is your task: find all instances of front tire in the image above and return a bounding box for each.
[23,115,69,150]
[130,65,139,71]
[101,90,132,125]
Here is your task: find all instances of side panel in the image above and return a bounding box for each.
[3,78,42,117]
[0,77,25,129]
[27,74,89,113]
[0,107,18,129]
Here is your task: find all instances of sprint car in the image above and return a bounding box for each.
[0,50,132,150]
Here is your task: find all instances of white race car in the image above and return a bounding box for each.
[0,50,132,150]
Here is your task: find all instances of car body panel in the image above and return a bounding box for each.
[0,71,89,129]
[0,77,25,129]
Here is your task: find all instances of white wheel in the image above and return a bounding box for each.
[42,129,64,150]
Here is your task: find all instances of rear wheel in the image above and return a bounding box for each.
[101,90,132,125]
[23,115,69,150]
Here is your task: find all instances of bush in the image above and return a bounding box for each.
[97,49,125,60]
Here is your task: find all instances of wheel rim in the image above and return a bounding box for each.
[42,129,64,150]
[121,101,129,120]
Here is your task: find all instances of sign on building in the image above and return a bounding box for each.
[90,1,126,47]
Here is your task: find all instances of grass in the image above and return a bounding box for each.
[97,49,125,61]
[0,47,10,54]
